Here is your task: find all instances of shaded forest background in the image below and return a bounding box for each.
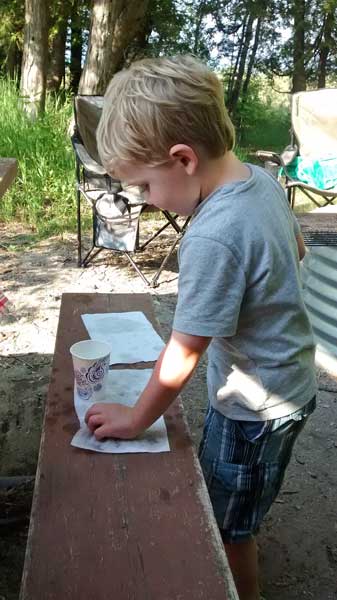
[1,0,337,233]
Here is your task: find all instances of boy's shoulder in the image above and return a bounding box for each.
[191,163,285,234]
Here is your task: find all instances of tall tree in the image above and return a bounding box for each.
[20,0,49,118]
[78,0,113,94]
[79,0,150,95]
[227,13,254,114]
[317,1,335,88]
[292,0,306,92]
[47,1,69,93]
[69,0,86,93]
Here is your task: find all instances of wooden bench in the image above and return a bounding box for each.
[20,292,238,600]
[0,158,17,199]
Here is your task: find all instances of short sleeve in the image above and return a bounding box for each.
[173,235,246,337]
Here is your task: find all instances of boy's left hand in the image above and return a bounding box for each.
[85,403,139,440]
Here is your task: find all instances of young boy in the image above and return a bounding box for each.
[85,55,317,600]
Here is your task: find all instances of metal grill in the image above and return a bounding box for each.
[297,213,337,246]
[302,232,337,246]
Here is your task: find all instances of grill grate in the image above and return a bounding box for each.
[297,213,337,247]
[302,232,337,246]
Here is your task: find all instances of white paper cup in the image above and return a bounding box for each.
[70,340,110,402]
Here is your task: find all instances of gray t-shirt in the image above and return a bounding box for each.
[173,164,317,421]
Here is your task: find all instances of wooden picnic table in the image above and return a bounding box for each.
[0,158,17,199]
[20,292,238,600]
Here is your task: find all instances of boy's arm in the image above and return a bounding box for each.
[296,232,306,261]
[85,330,211,440]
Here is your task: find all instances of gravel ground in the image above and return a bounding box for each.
[1,221,337,600]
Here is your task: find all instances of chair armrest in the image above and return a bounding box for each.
[255,150,282,166]
[72,138,107,176]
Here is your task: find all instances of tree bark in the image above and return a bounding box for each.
[226,16,248,101]
[20,0,49,118]
[193,0,207,54]
[47,15,67,93]
[70,0,84,94]
[317,8,334,88]
[109,0,150,77]
[79,0,150,95]
[242,17,262,97]
[78,0,113,95]
[227,12,254,115]
[6,42,22,81]
[292,0,306,93]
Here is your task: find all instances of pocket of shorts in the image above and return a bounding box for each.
[236,420,270,443]
[213,459,264,494]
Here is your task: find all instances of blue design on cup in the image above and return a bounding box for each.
[86,358,108,384]
[74,357,109,400]
[74,368,88,388]
[75,378,93,400]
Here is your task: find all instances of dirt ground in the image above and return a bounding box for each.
[1,220,337,600]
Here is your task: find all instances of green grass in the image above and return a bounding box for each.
[0,78,76,237]
[0,77,310,241]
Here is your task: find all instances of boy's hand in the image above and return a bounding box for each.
[85,403,139,440]
[84,331,210,441]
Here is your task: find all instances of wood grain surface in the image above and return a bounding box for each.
[20,293,238,600]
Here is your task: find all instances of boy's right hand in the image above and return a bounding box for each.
[85,402,139,440]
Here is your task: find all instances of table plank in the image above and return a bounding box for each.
[0,158,17,198]
[20,293,237,600]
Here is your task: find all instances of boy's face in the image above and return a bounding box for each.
[112,152,202,216]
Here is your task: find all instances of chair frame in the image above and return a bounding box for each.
[256,89,337,209]
[72,96,190,287]
[255,146,337,209]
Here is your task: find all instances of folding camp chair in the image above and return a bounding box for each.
[71,95,190,287]
[256,89,337,209]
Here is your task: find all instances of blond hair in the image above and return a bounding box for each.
[97,55,235,171]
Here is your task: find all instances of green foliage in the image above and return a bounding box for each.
[0,78,77,236]
[234,78,291,153]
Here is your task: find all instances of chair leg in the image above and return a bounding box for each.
[124,252,150,286]
[82,246,104,267]
[77,188,82,267]
[149,236,181,288]
[138,220,172,251]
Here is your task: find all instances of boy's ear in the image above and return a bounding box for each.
[169,144,198,175]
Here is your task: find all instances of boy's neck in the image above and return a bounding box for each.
[199,151,250,201]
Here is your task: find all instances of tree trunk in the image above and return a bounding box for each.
[6,42,22,81]
[242,17,262,97]
[226,16,248,101]
[47,16,67,93]
[70,0,83,94]
[227,12,254,115]
[109,0,150,77]
[193,0,207,54]
[317,8,334,88]
[79,0,150,95]
[20,0,49,119]
[292,0,306,93]
[78,0,113,95]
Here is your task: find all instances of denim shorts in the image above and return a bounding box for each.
[198,396,316,543]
